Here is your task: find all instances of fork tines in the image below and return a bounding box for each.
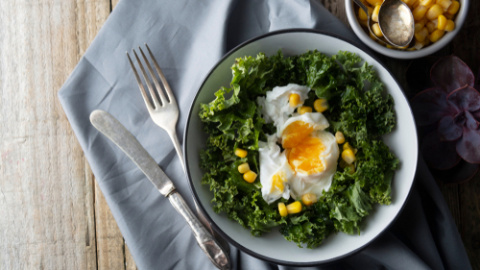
[126,44,175,109]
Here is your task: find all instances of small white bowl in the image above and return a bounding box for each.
[184,30,418,265]
[345,0,469,59]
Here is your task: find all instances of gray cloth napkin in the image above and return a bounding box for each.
[58,0,472,269]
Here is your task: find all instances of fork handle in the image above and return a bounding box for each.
[168,191,231,270]
[168,130,185,171]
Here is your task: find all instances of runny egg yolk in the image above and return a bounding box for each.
[282,120,326,175]
[281,121,314,149]
[286,137,326,175]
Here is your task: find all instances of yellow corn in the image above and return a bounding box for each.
[415,27,428,42]
[447,1,459,14]
[445,19,455,31]
[343,142,352,150]
[372,23,383,37]
[429,29,445,42]
[346,163,356,173]
[419,0,434,6]
[298,106,312,114]
[366,0,383,6]
[358,7,368,21]
[235,148,248,158]
[271,174,284,193]
[243,170,257,183]
[413,5,428,20]
[371,5,381,22]
[437,14,447,30]
[436,0,452,11]
[286,201,302,214]
[278,202,288,217]
[414,21,425,32]
[426,21,436,33]
[301,193,317,206]
[335,131,345,144]
[238,163,250,174]
[289,93,301,107]
[313,98,328,112]
[342,148,356,165]
[403,0,417,7]
[426,4,443,20]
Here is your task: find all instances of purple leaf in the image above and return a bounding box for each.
[437,115,463,141]
[421,131,461,170]
[447,85,480,112]
[456,127,480,164]
[431,56,475,93]
[411,87,457,126]
[465,111,479,130]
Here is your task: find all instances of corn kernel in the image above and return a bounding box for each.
[301,193,317,206]
[289,93,301,107]
[278,202,288,217]
[335,131,345,144]
[235,148,248,158]
[343,142,352,150]
[403,0,418,7]
[372,23,383,37]
[238,163,250,174]
[371,5,381,22]
[412,0,421,8]
[414,21,425,32]
[426,4,443,20]
[298,106,312,114]
[447,0,459,14]
[286,201,302,214]
[445,19,455,31]
[243,170,257,183]
[358,7,368,21]
[342,148,356,165]
[366,0,383,6]
[429,29,445,42]
[436,0,452,11]
[271,174,285,192]
[426,21,436,33]
[437,14,447,30]
[346,164,356,173]
[419,0,434,7]
[413,5,428,20]
[313,98,328,112]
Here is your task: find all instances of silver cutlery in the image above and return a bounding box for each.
[90,110,230,270]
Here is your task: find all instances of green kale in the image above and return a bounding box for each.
[199,50,398,248]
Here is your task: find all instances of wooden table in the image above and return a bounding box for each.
[1,0,478,269]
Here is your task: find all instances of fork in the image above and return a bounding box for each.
[126,44,185,171]
[126,45,231,270]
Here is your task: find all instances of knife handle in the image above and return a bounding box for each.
[168,191,231,270]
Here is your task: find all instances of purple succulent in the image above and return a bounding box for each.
[411,56,480,172]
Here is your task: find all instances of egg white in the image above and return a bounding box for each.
[257,84,340,204]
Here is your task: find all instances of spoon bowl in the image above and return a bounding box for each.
[379,0,414,47]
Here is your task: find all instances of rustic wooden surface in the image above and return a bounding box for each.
[0,0,478,269]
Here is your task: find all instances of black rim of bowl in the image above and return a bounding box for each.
[183,28,417,266]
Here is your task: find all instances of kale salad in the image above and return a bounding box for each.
[198,50,399,248]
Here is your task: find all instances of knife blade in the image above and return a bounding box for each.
[89,110,230,270]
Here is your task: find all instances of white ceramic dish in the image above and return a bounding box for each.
[184,29,418,266]
[345,0,469,59]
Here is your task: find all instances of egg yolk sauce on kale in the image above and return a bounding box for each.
[199,50,399,248]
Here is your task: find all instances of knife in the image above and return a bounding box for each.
[89,110,231,270]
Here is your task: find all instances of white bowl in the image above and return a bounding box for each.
[345,0,469,59]
[184,29,418,265]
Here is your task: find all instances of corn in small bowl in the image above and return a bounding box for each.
[345,0,469,59]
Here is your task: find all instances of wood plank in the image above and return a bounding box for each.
[92,1,138,269]
[0,0,109,269]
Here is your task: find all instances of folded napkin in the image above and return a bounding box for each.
[58,0,472,269]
